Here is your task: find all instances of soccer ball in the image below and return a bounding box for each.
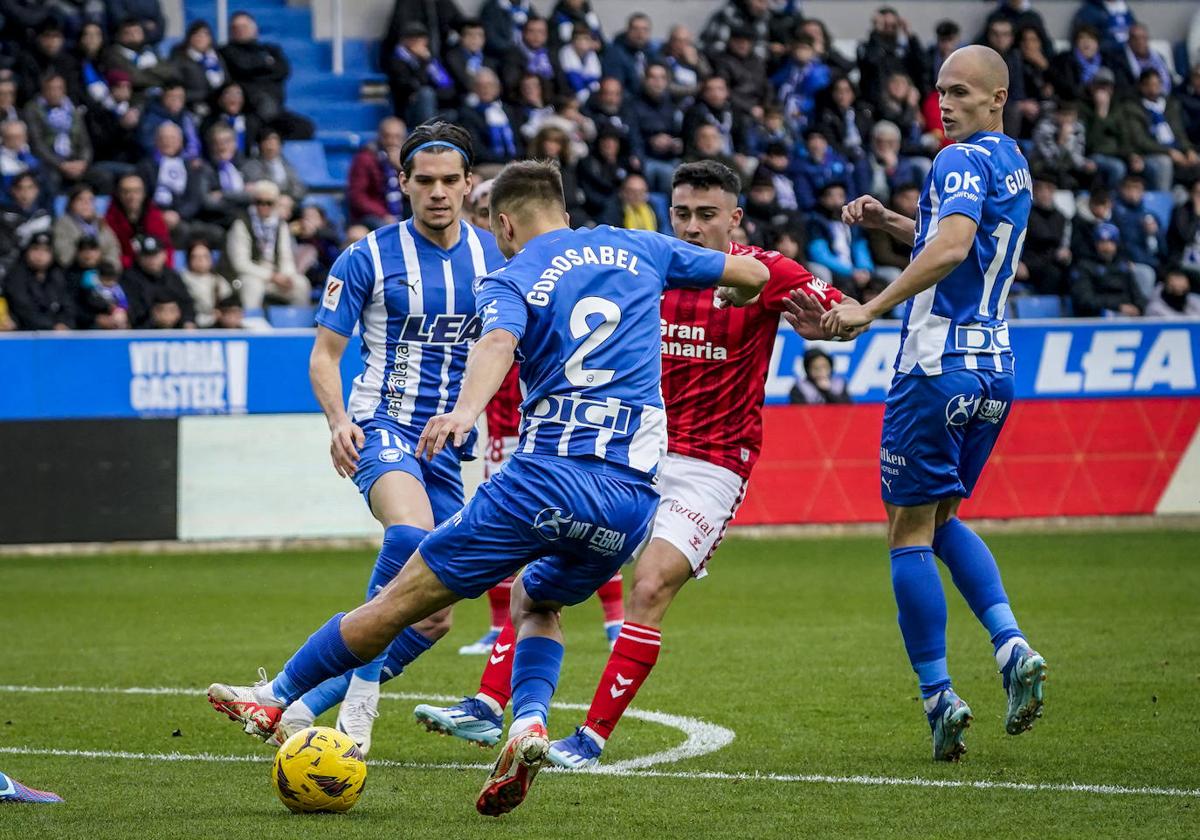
[271,726,367,813]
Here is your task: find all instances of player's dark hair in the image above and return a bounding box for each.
[399,121,475,178]
[671,160,742,196]
[490,160,565,218]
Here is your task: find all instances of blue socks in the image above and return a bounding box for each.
[510,636,564,727]
[272,613,366,705]
[933,518,1022,650]
[890,546,951,699]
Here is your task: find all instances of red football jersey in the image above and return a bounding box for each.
[485,364,523,440]
[661,242,841,479]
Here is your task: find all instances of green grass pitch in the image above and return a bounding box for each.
[1,529,1198,838]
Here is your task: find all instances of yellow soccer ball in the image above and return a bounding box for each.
[271,726,367,813]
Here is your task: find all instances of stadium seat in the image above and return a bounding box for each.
[283,140,343,190]
[173,250,187,271]
[94,195,110,216]
[266,305,317,328]
[1012,295,1064,319]
[1143,191,1176,232]
[53,195,67,218]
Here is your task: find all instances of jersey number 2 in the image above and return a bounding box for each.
[565,296,621,386]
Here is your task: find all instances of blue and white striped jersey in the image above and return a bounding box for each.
[900,131,1032,376]
[316,219,506,428]
[476,225,727,476]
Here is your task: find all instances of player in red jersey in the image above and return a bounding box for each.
[412,160,845,762]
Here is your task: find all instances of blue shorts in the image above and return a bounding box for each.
[419,454,657,605]
[879,369,1014,506]
[353,419,465,525]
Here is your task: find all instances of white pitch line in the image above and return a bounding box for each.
[0,684,735,772]
[0,746,1195,799]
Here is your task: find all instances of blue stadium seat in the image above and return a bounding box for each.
[1011,295,1064,319]
[283,140,342,190]
[94,195,110,216]
[173,250,187,271]
[53,194,67,218]
[648,192,672,235]
[266,305,317,328]
[1143,191,1175,232]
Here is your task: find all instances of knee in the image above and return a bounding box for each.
[628,570,676,618]
[412,606,453,641]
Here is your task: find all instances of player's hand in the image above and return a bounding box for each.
[821,300,874,339]
[781,289,828,338]
[330,419,365,478]
[417,409,475,461]
[842,195,888,230]
[714,285,760,308]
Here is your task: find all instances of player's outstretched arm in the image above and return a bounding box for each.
[823,214,978,338]
[843,195,917,246]
[310,325,363,478]
[418,329,519,460]
[715,253,771,307]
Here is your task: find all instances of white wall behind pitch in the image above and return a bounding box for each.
[1157,424,1200,515]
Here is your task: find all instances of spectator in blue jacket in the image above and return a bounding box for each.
[480,0,534,59]
[1112,172,1165,299]
[792,128,855,213]
[137,83,201,161]
[601,13,660,96]
[109,0,166,46]
[548,0,603,50]
[1071,0,1136,54]
[806,181,880,301]
[631,63,682,193]
[771,33,830,135]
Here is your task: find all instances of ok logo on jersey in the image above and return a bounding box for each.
[943,170,982,196]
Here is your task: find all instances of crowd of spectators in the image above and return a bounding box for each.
[4,0,1200,332]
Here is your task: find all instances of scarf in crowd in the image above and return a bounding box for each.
[842,108,863,153]
[119,44,158,69]
[0,144,37,177]
[98,279,129,311]
[623,202,656,231]
[522,43,553,78]
[73,213,99,240]
[251,211,279,261]
[1126,45,1170,91]
[394,45,453,89]
[499,0,532,45]
[829,218,852,262]
[40,97,76,158]
[665,56,699,93]
[377,149,403,216]
[82,61,116,111]
[1074,47,1102,85]
[1103,1,1134,45]
[189,48,226,88]
[217,159,244,194]
[223,113,247,153]
[770,170,798,211]
[704,107,734,155]
[154,153,188,205]
[479,101,517,157]
[1142,96,1177,147]
[465,49,484,76]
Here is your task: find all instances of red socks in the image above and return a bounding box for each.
[585,622,661,740]
[596,573,624,626]
[477,622,516,709]
[486,578,514,631]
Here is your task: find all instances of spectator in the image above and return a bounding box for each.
[1071,0,1135,54]
[1145,266,1200,317]
[749,104,796,158]
[1122,69,1200,191]
[660,25,710,103]
[548,0,602,50]
[347,117,407,227]
[105,172,173,268]
[220,11,313,139]
[772,32,831,134]
[383,21,457,126]
[479,0,534,60]
[84,70,142,170]
[740,167,796,247]
[109,0,166,46]
[926,20,962,91]
[857,6,926,111]
[1071,187,1114,265]
[815,76,873,170]
[681,75,747,160]
[465,177,493,229]
[210,293,245,329]
[682,122,740,177]
[137,121,210,247]
[604,172,661,231]
[52,183,120,268]
[984,0,1055,60]
[559,23,602,102]
[867,182,918,285]
[756,140,798,211]
[1112,173,1164,298]
[1176,65,1200,148]
[1030,102,1096,190]
[1020,175,1072,296]
[528,123,585,224]
[380,0,466,63]
[220,180,309,308]
[603,13,660,96]
[76,22,112,111]
[445,18,496,98]
[23,71,91,193]
[342,223,370,248]
[712,26,771,121]
[179,239,231,328]
[876,71,929,161]
[581,76,636,150]
[793,127,855,213]
[798,18,856,79]
[1016,24,1055,107]
[982,16,1037,136]
[123,233,195,327]
[0,172,53,280]
[501,15,563,101]
[789,348,851,405]
[1080,68,1128,188]
[1167,178,1200,277]
[138,83,201,160]
[632,63,682,194]
[75,257,131,330]
[1050,25,1104,105]
[0,74,20,124]
[1071,222,1145,316]
[0,120,41,194]
[806,181,878,299]
[541,95,596,161]
[291,204,341,290]
[513,73,554,136]
[241,127,305,205]
[16,18,81,105]
[458,67,521,166]
[168,21,227,117]
[1112,23,1173,96]
[578,125,632,222]
[200,83,261,160]
[201,123,252,227]
[4,231,74,329]
[103,18,172,94]
[700,0,771,62]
